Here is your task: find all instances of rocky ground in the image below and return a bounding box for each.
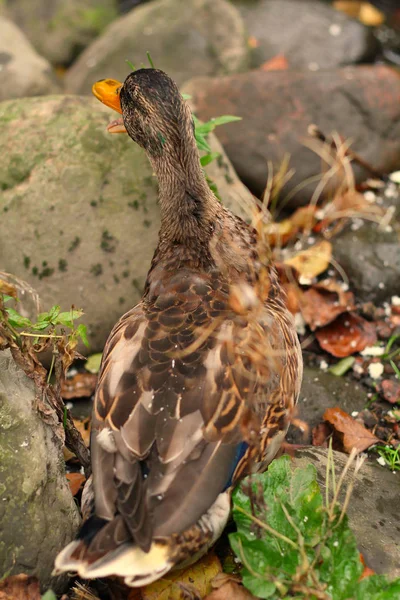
[0,0,399,597]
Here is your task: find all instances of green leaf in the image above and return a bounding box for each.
[229,455,397,600]
[2,295,15,304]
[126,58,136,71]
[76,323,89,348]
[146,51,155,68]
[200,152,220,167]
[41,591,57,600]
[181,93,192,100]
[355,575,400,599]
[195,133,212,153]
[4,308,32,329]
[85,352,102,374]
[207,115,242,127]
[329,356,355,376]
[56,309,84,328]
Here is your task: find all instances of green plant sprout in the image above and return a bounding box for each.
[376,445,400,471]
[229,448,400,599]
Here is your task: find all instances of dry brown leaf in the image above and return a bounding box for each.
[284,240,332,279]
[315,312,376,357]
[260,53,288,71]
[0,278,17,298]
[67,472,86,496]
[0,574,41,600]
[73,417,91,447]
[141,552,222,600]
[312,423,331,447]
[299,285,355,331]
[315,189,384,236]
[266,206,317,247]
[205,581,257,600]
[61,372,98,399]
[324,407,380,453]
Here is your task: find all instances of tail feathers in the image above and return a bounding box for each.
[54,538,172,587]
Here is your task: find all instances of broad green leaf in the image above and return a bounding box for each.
[76,323,89,348]
[85,352,102,374]
[4,308,32,328]
[200,152,220,167]
[355,575,400,599]
[56,309,84,328]
[41,591,57,600]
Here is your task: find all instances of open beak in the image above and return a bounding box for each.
[92,79,127,134]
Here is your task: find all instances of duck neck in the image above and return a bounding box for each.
[149,135,221,247]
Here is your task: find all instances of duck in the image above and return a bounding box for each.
[54,68,303,587]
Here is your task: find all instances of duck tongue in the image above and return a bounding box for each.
[107,118,127,134]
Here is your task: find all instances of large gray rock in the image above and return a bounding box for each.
[0,349,80,590]
[0,17,60,101]
[294,447,400,578]
[0,95,254,353]
[232,0,378,69]
[0,0,118,66]
[332,221,400,304]
[65,0,250,95]
[184,66,400,203]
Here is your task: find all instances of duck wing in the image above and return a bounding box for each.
[74,268,298,565]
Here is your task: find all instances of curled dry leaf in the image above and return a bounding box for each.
[284,240,332,279]
[266,206,317,247]
[323,407,380,454]
[312,422,331,447]
[315,312,377,357]
[61,372,98,399]
[205,581,258,600]
[315,189,383,236]
[0,278,17,298]
[67,472,86,496]
[141,552,221,600]
[259,53,289,72]
[299,282,355,331]
[73,417,91,447]
[0,574,41,600]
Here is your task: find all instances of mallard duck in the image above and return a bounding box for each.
[55,68,302,586]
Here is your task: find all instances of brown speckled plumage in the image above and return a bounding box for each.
[54,69,302,586]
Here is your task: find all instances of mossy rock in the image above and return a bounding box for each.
[65,0,250,94]
[0,0,118,66]
[0,94,254,353]
[0,349,80,591]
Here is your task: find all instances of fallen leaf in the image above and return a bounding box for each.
[315,312,377,357]
[67,472,86,496]
[359,553,375,580]
[61,372,98,399]
[324,407,380,453]
[299,285,354,330]
[0,574,40,600]
[312,423,331,447]
[284,240,332,279]
[266,206,317,247]
[73,417,91,447]
[0,278,17,298]
[85,353,103,374]
[380,379,400,404]
[315,189,383,236]
[205,581,257,600]
[260,53,288,71]
[141,552,221,600]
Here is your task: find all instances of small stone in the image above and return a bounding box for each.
[368,362,384,379]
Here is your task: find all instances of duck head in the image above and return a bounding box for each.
[92,69,195,161]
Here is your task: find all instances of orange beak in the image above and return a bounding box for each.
[92,79,127,134]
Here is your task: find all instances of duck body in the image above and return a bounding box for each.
[55,69,302,586]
